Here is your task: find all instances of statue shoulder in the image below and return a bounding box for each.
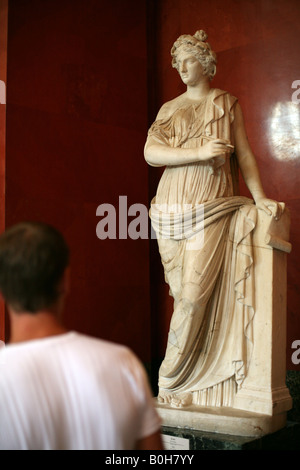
[156,94,185,120]
[211,88,238,105]
[211,88,237,99]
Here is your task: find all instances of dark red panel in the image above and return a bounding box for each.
[0,0,7,342]
[6,0,151,362]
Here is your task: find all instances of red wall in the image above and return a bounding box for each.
[0,0,7,342]
[5,0,151,362]
[3,0,300,374]
[148,0,300,370]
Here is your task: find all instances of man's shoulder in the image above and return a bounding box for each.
[72,332,137,362]
[0,332,135,365]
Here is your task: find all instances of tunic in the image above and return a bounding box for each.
[148,89,257,406]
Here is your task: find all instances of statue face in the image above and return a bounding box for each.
[175,48,205,86]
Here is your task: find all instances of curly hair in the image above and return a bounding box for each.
[171,30,217,81]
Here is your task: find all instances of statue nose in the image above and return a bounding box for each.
[180,64,187,73]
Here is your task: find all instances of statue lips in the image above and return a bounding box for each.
[180,73,189,82]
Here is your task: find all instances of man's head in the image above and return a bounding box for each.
[0,222,69,313]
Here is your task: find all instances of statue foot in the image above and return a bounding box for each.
[158,391,192,408]
[157,391,172,404]
[170,392,192,408]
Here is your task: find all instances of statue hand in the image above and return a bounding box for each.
[199,139,233,161]
[255,197,285,220]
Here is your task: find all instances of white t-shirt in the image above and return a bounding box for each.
[0,332,161,450]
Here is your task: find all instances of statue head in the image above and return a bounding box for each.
[171,30,217,81]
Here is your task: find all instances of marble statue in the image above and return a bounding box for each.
[144,30,285,411]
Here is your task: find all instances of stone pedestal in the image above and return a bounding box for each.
[157,401,287,437]
[233,207,292,418]
[156,207,293,437]
[161,421,300,450]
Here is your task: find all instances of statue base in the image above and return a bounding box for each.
[160,420,300,450]
[156,400,288,437]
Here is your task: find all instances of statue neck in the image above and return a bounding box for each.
[185,81,211,101]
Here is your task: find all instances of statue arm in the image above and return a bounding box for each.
[144,101,232,167]
[144,136,234,167]
[233,103,283,219]
[144,136,209,167]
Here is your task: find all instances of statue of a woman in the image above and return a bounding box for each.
[144,30,282,408]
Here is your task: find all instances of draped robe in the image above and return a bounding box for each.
[148,89,257,406]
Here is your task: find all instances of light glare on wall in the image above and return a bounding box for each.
[268,102,300,161]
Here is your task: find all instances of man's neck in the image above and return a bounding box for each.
[9,309,68,344]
